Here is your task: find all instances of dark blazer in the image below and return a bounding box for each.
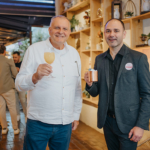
[86,44,150,134]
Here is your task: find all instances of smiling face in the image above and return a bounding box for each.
[48,17,71,49]
[104,19,126,49]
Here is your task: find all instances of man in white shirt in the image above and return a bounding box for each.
[15,15,82,150]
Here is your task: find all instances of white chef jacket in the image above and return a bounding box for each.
[15,38,82,125]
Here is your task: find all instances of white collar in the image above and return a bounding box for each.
[46,38,69,52]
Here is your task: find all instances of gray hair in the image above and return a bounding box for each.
[50,15,71,29]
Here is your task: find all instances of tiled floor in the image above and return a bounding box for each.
[0,111,150,150]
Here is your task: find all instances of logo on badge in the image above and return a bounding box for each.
[125,63,133,70]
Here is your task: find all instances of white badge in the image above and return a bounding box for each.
[125,63,133,70]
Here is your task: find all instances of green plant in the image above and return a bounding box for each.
[82,89,90,98]
[70,15,79,29]
[147,33,150,39]
[140,34,147,42]
[125,11,134,17]
[141,34,147,37]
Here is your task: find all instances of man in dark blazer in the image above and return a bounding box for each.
[84,19,150,150]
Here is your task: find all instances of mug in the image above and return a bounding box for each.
[88,70,98,82]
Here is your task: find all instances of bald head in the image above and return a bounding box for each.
[50,15,71,29]
[104,19,126,49]
[105,19,125,31]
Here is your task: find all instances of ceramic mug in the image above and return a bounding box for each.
[88,70,98,82]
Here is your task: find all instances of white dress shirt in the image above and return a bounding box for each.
[15,38,82,125]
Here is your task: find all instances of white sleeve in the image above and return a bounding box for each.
[15,46,37,92]
[73,53,82,120]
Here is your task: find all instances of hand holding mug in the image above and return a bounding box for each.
[84,72,93,87]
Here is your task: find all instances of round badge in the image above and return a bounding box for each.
[125,63,133,70]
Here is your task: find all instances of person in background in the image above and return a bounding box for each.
[0,45,20,135]
[13,51,27,122]
[84,19,150,150]
[15,15,82,150]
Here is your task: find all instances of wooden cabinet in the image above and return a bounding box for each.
[59,0,150,105]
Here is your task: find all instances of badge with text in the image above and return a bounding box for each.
[125,63,133,70]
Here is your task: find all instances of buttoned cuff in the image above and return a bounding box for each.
[25,74,37,88]
[86,83,93,91]
[73,113,80,121]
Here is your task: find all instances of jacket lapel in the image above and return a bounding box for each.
[104,57,109,89]
[117,46,129,81]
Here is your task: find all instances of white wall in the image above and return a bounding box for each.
[80,103,103,134]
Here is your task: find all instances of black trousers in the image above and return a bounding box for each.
[103,115,137,150]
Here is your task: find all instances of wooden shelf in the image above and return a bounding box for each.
[70,27,90,35]
[92,49,103,52]
[132,12,150,20]
[82,96,91,101]
[70,31,80,35]
[92,17,103,23]
[61,0,90,14]
[132,46,150,50]
[82,96,99,103]
[81,27,90,32]
[81,49,91,52]
[82,97,98,108]
[122,18,131,23]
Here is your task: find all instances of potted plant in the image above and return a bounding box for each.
[70,15,79,32]
[124,11,134,18]
[147,33,150,46]
[140,34,147,42]
[82,89,90,98]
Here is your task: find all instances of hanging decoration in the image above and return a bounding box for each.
[123,0,137,19]
[111,0,122,20]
